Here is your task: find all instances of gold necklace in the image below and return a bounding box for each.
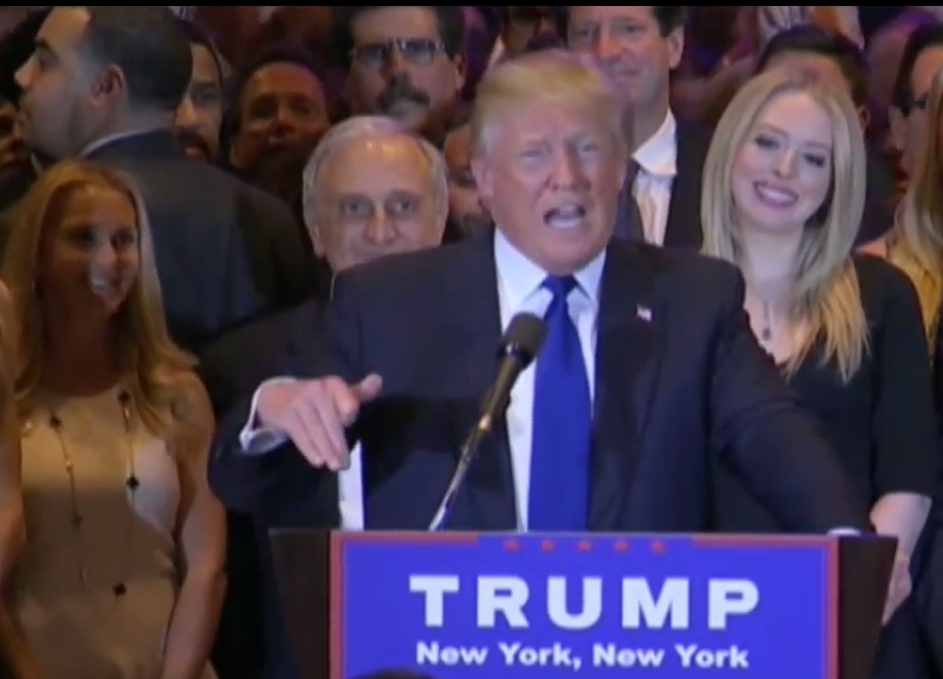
[42,388,139,597]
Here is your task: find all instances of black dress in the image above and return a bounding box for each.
[712,254,941,679]
[912,308,943,678]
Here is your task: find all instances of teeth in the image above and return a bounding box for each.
[546,213,584,229]
[755,183,797,206]
[90,279,113,292]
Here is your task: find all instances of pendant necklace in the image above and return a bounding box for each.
[760,300,774,342]
[43,389,140,598]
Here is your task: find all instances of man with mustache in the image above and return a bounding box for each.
[174,18,225,162]
[335,6,465,145]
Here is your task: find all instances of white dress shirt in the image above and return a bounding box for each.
[632,111,678,247]
[239,230,605,531]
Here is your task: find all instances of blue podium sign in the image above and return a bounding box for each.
[330,533,838,679]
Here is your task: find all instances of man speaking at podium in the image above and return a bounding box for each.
[210,49,870,536]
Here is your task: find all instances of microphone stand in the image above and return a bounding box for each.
[425,311,545,531]
[428,407,501,531]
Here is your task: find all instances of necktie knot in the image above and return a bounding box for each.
[542,275,577,301]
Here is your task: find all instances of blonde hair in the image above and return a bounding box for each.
[701,69,869,382]
[2,160,195,439]
[470,49,626,159]
[888,65,943,350]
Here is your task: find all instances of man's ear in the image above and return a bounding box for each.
[451,53,466,96]
[433,188,449,243]
[304,209,326,258]
[90,63,126,103]
[470,155,493,206]
[666,25,685,71]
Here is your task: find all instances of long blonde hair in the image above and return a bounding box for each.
[701,69,869,382]
[888,65,943,348]
[2,160,195,438]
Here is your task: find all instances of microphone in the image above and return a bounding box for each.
[428,312,547,531]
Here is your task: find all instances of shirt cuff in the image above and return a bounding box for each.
[238,377,297,456]
[828,527,862,536]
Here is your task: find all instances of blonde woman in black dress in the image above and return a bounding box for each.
[703,70,939,678]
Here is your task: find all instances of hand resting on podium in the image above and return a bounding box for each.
[245,374,383,470]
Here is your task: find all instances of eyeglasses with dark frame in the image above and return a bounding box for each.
[351,37,447,69]
[911,92,930,113]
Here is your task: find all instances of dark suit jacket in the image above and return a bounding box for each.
[200,299,327,679]
[209,230,870,534]
[914,317,943,676]
[614,120,712,249]
[88,131,313,351]
[661,120,712,249]
[917,498,943,677]
[200,299,327,418]
[0,132,314,353]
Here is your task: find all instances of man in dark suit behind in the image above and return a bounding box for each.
[201,114,450,427]
[202,115,450,679]
[210,49,870,541]
[560,6,711,249]
[10,6,312,352]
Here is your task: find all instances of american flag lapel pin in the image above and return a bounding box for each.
[636,305,652,322]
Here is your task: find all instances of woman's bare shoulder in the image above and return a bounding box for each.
[172,370,213,426]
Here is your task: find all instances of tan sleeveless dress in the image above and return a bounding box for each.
[14,386,217,679]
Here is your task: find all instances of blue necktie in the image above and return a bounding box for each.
[528,275,592,531]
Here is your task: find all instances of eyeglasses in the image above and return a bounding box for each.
[351,37,446,69]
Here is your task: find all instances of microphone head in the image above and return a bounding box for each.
[500,312,546,368]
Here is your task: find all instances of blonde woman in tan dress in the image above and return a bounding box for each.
[1,160,225,679]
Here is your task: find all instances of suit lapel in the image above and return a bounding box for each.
[589,242,665,529]
[439,232,517,530]
[663,124,706,250]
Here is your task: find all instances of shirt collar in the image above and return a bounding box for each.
[79,129,163,158]
[493,229,606,310]
[633,110,677,178]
